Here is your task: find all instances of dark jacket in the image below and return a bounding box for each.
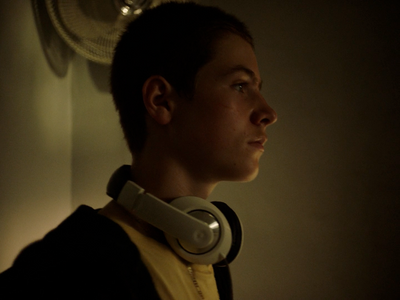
[0,205,232,299]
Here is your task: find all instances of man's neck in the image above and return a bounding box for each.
[130,150,217,202]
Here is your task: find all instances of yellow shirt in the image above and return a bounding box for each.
[100,201,220,300]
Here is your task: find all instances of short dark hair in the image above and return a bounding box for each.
[111,2,253,155]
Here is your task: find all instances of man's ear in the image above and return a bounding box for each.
[142,75,176,125]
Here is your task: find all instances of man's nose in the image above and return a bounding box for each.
[251,94,278,128]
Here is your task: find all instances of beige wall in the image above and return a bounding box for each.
[0,1,72,271]
[0,0,398,299]
[70,58,131,210]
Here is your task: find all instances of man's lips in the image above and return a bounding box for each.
[248,136,267,151]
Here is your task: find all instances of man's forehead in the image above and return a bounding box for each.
[221,65,258,78]
[195,33,262,88]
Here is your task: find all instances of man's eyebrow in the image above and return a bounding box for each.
[222,65,263,90]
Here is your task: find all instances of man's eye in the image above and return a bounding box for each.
[234,83,245,92]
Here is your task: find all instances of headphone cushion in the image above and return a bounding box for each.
[211,201,243,266]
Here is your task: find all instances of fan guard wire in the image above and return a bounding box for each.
[44,0,157,65]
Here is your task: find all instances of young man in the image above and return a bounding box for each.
[0,2,276,299]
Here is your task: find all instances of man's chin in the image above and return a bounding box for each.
[232,167,259,183]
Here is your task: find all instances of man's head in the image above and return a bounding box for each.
[111,2,253,155]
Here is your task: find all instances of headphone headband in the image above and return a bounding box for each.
[117,180,214,249]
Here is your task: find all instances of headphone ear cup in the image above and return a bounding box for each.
[106,165,131,199]
[165,196,233,265]
[211,201,243,266]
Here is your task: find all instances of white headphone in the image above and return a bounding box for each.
[107,165,243,265]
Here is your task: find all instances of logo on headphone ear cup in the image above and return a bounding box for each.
[165,196,233,265]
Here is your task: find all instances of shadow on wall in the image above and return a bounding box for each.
[88,61,111,94]
[32,0,111,93]
[32,0,74,78]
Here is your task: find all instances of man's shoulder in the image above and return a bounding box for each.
[1,205,160,299]
[15,205,136,265]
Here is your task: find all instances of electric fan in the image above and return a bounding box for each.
[44,0,188,65]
